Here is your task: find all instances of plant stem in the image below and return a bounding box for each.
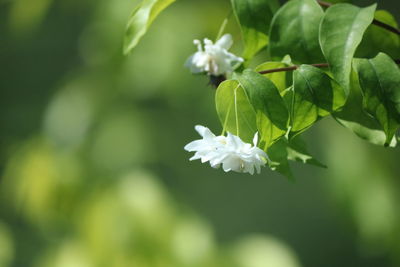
[258,60,400,74]
[317,0,400,36]
[258,63,328,74]
[213,60,400,87]
[372,20,400,36]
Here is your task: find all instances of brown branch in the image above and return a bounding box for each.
[317,0,400,36]
[258,60,400,75]
[372,20,400,36]
[258,63,328,74]
[315,0,333,8]
[212,60,400,87]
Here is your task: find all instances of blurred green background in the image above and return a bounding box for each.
[1,0,400,266]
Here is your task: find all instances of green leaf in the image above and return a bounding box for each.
[267,135,326,179]
[355,53,400,145]
[319,3,376,93]
[289,65,346,134]
[333,68,397,147]
[325,0,353,4]
[356,10,400,59]
[267,139,293,179]
[254,61,291,92]
[269,0,324,63]
[324,0,352,2]
[287,136,326,168]
[235,70,289,147]
[123,0,175,55]
[215,80,257,143]
[231,0,280,60]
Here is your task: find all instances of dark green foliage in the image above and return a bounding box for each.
[269,0,324,63]
[319,3,376,93]
[231,0,280,59]
[289,65,346,135]
[333,68,397,147]
[355,53,400,145]
[356,10,400,59]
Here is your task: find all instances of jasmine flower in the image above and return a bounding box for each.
[184,125,268,175]
[185,34,243,76]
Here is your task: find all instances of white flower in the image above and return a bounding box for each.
[184,125,268,175]
[183,125,227,168]
[185,34,244,76]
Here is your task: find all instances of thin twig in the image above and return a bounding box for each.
[213,60,400,87]
[315,0,333,8]
[258,60,400,74]
[372,19,400,36]
[317,0,400,36]
[258,63,328,74]
[258,66,297,74]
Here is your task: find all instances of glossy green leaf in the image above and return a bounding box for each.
[235,70,289,148]
[231,0,280,59]
[333,68,397,147]
[356,10,400,59]
[123,0,175,55]
[319,3,376,93]
[289,65,346,134]
[269,0,324,63]
[215,80,257,143]
[355,53,400,145]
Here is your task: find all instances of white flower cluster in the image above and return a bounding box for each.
[184,125,268,175]
[185,34,243,76]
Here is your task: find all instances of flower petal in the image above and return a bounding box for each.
[185,53,206,73]
[215,34,233,50]
[253,132,259,146]
[194,125,215,138]
[184,140,206,151]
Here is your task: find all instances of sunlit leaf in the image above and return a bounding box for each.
[231,0,280,59]
[319,3,376,93]
[215,80,257,143]
[235,70,289,148]
[355,53,400,145]
[123,0,176,55]
[269,0,324,63]
[289,65,346,135]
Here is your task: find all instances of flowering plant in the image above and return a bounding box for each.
[124,0,400,178]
